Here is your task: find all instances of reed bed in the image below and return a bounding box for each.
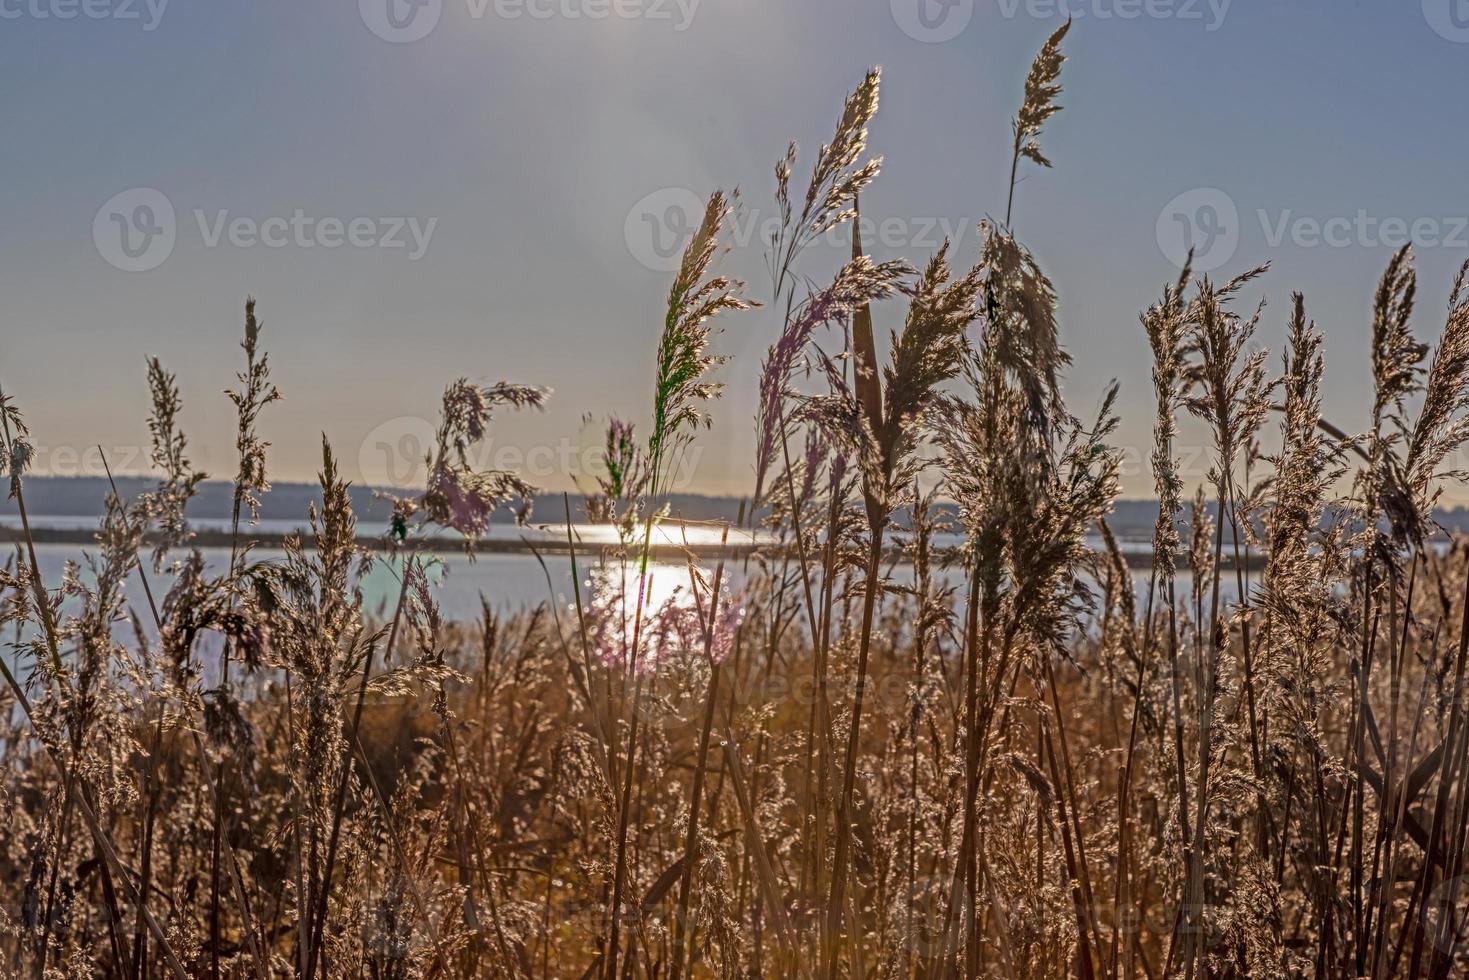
[6,27,1469,979]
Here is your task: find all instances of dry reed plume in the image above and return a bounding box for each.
[7,24,1469,980]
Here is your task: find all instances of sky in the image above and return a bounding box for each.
[4,0,1469,504]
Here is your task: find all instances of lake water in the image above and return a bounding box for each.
[13,518,769,622]
[8,517,1228,633]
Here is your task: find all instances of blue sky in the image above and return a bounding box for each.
[3,0,1468,500]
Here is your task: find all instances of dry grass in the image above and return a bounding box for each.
[7,29,1469,980]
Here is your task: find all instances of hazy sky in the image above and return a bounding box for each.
[5,0,1469,503]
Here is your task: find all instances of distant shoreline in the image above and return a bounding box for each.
[0,524,758,561]
[0,524,1268,571]
[12,476,1469,561]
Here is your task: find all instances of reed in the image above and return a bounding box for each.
[8,28,1469,980]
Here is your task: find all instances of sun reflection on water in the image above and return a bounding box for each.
[581,557,741,673]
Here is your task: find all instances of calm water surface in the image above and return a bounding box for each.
[12,518,1233,634]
